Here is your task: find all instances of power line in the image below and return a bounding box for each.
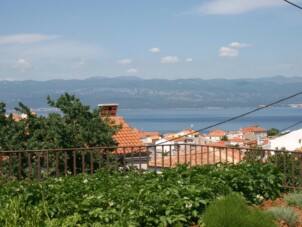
[284,0,302,10]
[157,91,302,145]
[280,119,302,132]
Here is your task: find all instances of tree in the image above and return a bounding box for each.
[221,135,228,141]
[0,93,119,178]
[267,128,280,137]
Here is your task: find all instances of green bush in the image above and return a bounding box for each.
[202,194,276,227]
[194,162,284,204]
[285,193,302,208]
[0,162,284,226]
[268,207,298,227]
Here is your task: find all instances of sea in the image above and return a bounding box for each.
[117,107,302,134]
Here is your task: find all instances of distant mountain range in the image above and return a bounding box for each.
[0,76,301,110]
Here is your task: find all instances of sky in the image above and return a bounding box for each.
[0,0,302,81]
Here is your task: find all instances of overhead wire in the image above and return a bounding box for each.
[157,91,302,145]
[283,0,302,10]
[155,0,302,146]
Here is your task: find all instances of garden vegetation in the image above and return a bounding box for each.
[0,162,284,226]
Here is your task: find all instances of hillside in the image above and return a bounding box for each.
[0,76,301,109]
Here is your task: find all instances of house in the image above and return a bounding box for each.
[227,131,243,139]
[136,130,161,145]
[206,130,226,142]
[98,104,148,169]
[241,125,267,141]
[262,128,302,151]
[228,137,246,146]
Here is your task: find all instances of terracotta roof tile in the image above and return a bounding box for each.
[138,131,160,138]
[108,116,145,153]
[208,130,226,137]
[241,125,267,134]
[149,147,244,168]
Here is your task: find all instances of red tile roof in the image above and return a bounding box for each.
[208,130,226,137]
[229,137,246,143]
[241,125,266,134]
[149,146,243,168]
[206,141,228,147]
[137,131,160,138]
[109,116,145,148]
[108,116,146,153]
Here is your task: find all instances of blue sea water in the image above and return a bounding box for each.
[118,107,302,134]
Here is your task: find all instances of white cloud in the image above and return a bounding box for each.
[71,58,87,68]
[126,68,138,74]
[219,47,239,57]
[195,0,283,15]
[229,42,250,48]
[149,47,160,54]
[161,56,180,64]
[219,42,250,58]
[0,33,58,45]
[117,59,133,65]
[186,58,193,62]
[13,59,33,72]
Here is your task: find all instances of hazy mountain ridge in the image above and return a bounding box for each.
[0,76,301,109]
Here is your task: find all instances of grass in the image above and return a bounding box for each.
[201,193,276,227]
[267,207,298,227]
[285,193,302,209]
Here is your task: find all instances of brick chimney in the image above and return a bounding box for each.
[98,104,119,117]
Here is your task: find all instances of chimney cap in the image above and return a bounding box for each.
[98,103,119,107]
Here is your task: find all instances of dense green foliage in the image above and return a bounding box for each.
[0,162,284,226]
[0,93,118,178]
[202,194,276,227]
[267,128,280,137]
[0,93,117,150]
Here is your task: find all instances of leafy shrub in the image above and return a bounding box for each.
[193,162,284,204]
[0,162,284,226]
[202,193,276,227]
[268,207,298,227]
[285,193,302,208]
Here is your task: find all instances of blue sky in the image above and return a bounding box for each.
[0,0,302,81]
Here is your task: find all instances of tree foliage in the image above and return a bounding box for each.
[267,128,280,137]
[0,93,118,151]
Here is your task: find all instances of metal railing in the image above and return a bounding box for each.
[0,144,301,189]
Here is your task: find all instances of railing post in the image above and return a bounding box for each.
[0,152,2,176]
[46,151,49,178]
[169,145,172,168]
[28,153,32,179]
[213,147,216,164]
[139,147,142,174]
[161,145,164,168]
[82,150,86,173]
[115,149,118,172]
[207,146,209,164]
[18,152,22,181]
[123,148,126,172]
[73,150,77,175]
[37,152,41,180]
[90,150,94,174]
[56,152,59,178]
[300,153,302,188]
[283,152,287,187]
[292,153,295,187]
[64,151,68,176]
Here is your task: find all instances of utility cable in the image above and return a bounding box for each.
[157,91,302,145]
[284,0,302,10]
[279,119,302,132]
